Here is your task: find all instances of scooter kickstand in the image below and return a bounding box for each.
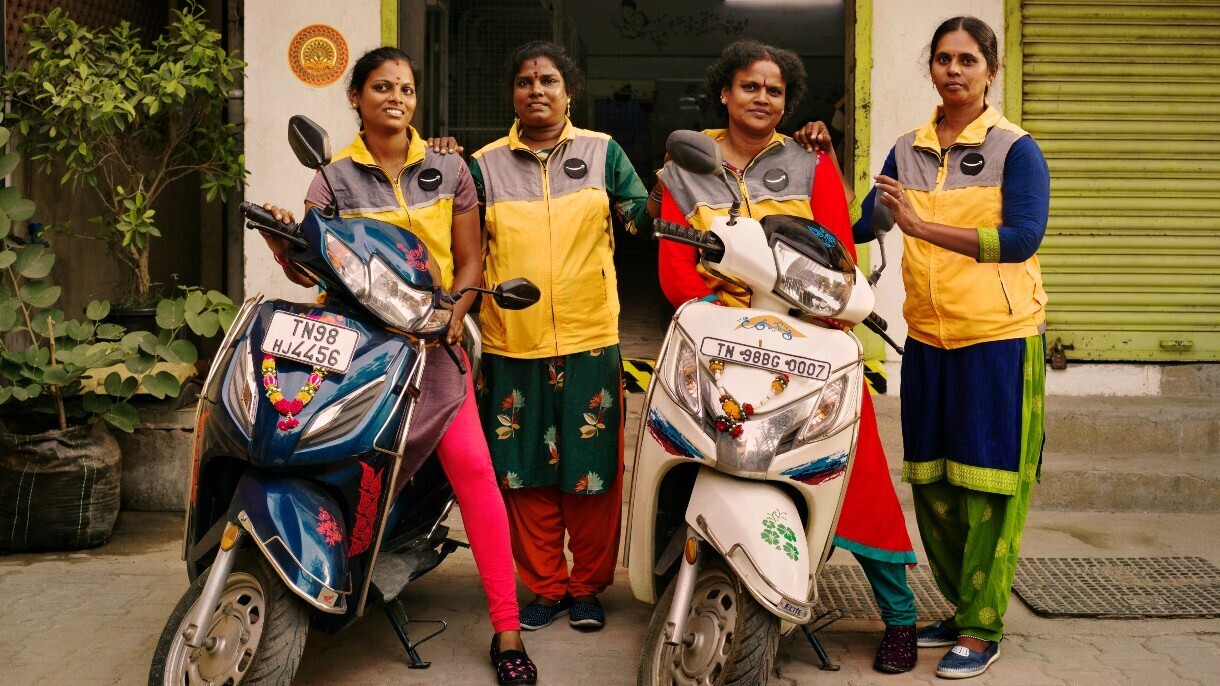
[800,608,844,671]
[385,598,448,669]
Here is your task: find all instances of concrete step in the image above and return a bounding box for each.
[879,451,1219,513]
[871,394,1220,456]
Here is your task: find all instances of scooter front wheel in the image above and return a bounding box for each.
[149,550,309,686]
[637,554,780,686]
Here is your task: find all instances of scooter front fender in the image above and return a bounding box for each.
[227,472,349,614]
[686,468,814,624]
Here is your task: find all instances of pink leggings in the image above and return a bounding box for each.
[435,368,520,634]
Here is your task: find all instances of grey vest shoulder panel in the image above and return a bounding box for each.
[660,141,814,218]
[327,157,400,216]
[401,148,468,210]
[478,134,610,207]
[894,126,1025,193]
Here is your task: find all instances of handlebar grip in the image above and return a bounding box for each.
[240,201,308,251]
[653,219,725,261]
[866,312,888,332]
[240,201,288,227]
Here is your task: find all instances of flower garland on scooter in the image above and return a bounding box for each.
[262,354,326,431]
[709,358,789,438]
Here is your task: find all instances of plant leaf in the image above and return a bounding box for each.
[0,251,14,270]
[19,282,61,308]
[102,402,140,432]
[86,300,111,320]
[168,339,197,364]
[155,298,186,329]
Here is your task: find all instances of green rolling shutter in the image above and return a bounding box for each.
[1014,0,1220,360]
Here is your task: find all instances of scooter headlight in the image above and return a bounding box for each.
[366,255,440,331]
[668,333,701,416]
[772,240,853,317]
[325,232,368,298]
[796,374,849,444]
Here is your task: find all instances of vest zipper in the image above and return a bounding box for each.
[736,140,783,218]
[529,141,570,357]
[997,267,1013,316]
[368,161,421,234]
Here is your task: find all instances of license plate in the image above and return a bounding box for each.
[262,312,360,373]
[699,336,830,380]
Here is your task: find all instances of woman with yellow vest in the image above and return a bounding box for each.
[469,41,651,632]
[655,39,921,675]
[261,47,537,685]
[856,17,1050,679]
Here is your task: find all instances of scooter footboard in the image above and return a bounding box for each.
[686,468,814,624]
[227,472,349,614]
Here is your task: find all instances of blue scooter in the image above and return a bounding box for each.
[149,116,539,685]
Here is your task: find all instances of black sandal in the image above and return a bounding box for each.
[490,634,538,685]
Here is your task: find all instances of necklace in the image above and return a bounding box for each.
[708,358,789,438]
[262,354,327,431]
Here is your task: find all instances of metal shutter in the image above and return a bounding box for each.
[1015,0,1220,361]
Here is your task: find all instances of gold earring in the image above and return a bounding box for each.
[566,101,571,118]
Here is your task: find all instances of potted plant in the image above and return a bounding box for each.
[0,3,245,310]
[0,116,234,549]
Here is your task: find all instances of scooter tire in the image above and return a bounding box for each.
[148,550,309,686]
[636,554,780,686]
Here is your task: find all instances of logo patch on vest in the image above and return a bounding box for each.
[417,168,443,191]
[762,168,789,191]
[960,153,985,176]
[563,158,588,179]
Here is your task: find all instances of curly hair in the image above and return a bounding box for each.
[705,40,807,122]
[507,40,586,101]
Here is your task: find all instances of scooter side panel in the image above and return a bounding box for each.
[626,389,711,604]
[685,468,814,624]
[228,472,350,614]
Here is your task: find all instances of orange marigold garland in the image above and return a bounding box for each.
[709,358,788,438]
[263,354,327,431]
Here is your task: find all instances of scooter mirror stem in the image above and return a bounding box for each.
[720,171,742,226]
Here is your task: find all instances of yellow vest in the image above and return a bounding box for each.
[473,121,619,358]
[658,130,817,307]
[893,107,1047,349]
[328,129,466,290]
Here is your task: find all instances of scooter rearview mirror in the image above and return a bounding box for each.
[493,278,541,311]
[666,130,723,176]
[288,115,332,170]
[868,201,896,286]
[871,200,895,241]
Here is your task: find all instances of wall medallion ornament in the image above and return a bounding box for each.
[288,24,349,87]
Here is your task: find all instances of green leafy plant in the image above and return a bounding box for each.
[1,3,246,306]
[0,117,235,433]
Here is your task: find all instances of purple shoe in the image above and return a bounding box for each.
[874,624,917,673]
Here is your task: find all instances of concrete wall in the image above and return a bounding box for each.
[243,0,384,301]
[866,0,1005,359]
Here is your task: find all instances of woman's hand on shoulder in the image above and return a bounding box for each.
[792,121,833,156]
[427,137,464,155]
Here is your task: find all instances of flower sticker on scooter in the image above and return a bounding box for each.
[761,510,799,561]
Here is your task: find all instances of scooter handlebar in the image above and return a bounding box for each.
[240,201,309,251]
[653,219,725,262]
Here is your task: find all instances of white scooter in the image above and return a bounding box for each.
[626,131,900,685]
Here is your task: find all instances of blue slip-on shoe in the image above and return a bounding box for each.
[519,596,572,631]
[917,620,958,648]
[569,597,606,629]
[935,641,1001,679]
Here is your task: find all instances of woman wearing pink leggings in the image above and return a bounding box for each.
[261,46,536,686]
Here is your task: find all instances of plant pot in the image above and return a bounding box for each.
[104,306,158,334]
[114,403,197,512]
[0,421,122,552]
